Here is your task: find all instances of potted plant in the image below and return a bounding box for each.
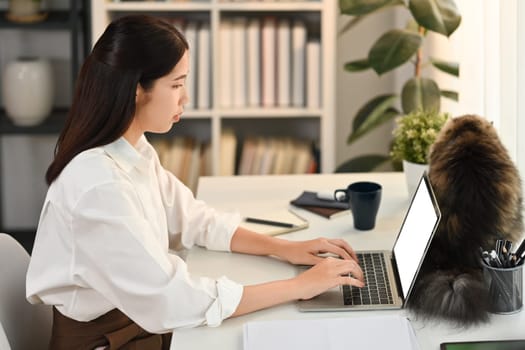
[336,0,461,172]
[391,109,449,196]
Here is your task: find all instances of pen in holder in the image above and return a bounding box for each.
[480,239,524,314]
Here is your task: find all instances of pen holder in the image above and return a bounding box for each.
[482,263,523,314]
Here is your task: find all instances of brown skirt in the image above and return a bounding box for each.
[50,307,172,350]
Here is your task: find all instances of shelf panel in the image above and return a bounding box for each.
[0,11,79,30]
[0,109,66,135]
[218,107,322,118]
[105,2,212,12]
[218,2,323,12]
[102,1,322,12]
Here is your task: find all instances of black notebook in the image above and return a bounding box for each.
[290,191,351,219]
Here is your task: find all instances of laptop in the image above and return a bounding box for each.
[297,172,441,311]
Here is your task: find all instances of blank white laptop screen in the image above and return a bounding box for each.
[393,176,440,300]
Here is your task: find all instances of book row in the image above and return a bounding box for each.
[220,17,321,109]
[151,137,212,193]
[169,17,321,110]
[150,133,318,192]
[221,130,318,176]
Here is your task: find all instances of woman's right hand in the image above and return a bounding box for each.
[231,256,365,317]
[293,257,365,300]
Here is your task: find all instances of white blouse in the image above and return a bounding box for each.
[26,136,243,333]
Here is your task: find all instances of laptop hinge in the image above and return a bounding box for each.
[390,253,404,303]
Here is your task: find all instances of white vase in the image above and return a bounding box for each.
[403,159,428,198]
[1,58,54,126]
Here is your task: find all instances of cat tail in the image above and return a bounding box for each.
[407,269,489,326]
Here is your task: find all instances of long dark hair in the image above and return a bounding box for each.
[46,15,188,184]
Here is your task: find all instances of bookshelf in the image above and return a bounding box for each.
[90,0,336,181]
[0,0,90,252]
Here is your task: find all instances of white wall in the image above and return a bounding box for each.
[450,0,524,175]
[335,8,397,170]
[518,1,525,179]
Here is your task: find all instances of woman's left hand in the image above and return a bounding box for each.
[276,238,359,266]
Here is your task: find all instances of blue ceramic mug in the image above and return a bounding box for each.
[335,181,382,230]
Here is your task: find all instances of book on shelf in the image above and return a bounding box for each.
[277,18,291,107]
[219,19,233,108]
[290,191,350,219]
[306,39,321,109]
[292,140,312,174]
[213,14,313,109]
[150,138,170,166]
[291,20,306,107]
[238,137,257,175]
[258,138,276,175]
[261,16,277,107]
[164,137,185,179]
[246,18,261,107]
[185,139,201,192]
[231,17,247,108]
[197,22,211,109]
[199,142,213,178]
[150,136,206,194]
[220,129,237,176]
[179,137,195,184]
[240,209,309,236]
[237,136,316,175]
[183,21,198,110]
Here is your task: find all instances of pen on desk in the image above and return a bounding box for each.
[245,217,296,228]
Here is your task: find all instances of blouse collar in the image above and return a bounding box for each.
[102,135,151,173]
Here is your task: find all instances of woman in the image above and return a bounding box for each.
[26,15,364,350]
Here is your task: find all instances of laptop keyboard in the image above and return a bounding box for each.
[343,252,394,306]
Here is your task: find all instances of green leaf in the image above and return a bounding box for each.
[352,94,397,131]
[339,0,403,16]
[335,155,391,172]
[338,16,365,36]
[405,18,420,32]
[348,94,400,144]
[344,58,371,72]
[368,29,422,75]
[441,90,458,101]
[430,58,459,76]
[409,0,461,37]
[401,77,441,113]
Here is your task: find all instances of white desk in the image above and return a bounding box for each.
[170,173,525,350]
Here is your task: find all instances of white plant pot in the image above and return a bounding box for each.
[403,159,428,199]
[1,58,54,126]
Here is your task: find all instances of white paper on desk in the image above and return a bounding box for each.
[243,315,420,350]
[240,209,308,236]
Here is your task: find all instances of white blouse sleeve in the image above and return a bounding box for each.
[71,181,243,333]
[156,163,241,252]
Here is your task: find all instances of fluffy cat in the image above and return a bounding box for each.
[407,114,523,326]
